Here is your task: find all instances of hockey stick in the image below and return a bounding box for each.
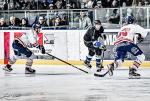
[46,53,88,74]
[94,50,110,77]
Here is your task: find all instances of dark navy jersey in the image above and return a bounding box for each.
[84,26,105,42]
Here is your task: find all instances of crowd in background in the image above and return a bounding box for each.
[0,0,150,10]
[0,0,150,29]
[0,15,70,29]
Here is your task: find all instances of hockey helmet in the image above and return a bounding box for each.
[94,20,101,25]
[126,16,134,24]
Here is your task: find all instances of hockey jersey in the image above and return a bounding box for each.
[15,29,38,47]
[114,24,147,45]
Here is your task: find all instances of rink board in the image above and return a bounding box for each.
[0,59,150,68]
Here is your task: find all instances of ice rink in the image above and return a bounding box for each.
[0,65,150,101]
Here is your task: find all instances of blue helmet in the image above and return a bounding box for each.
[126,16,134,24]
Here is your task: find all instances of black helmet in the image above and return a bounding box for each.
[32,24,41,29]
[94,20,101,25]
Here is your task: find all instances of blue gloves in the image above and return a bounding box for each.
[93,41,107,51]
[93,41,101,48]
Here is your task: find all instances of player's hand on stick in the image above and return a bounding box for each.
[137,34,144,43]
[101,45,107,51]
[93,41,101,48]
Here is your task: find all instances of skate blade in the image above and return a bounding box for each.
[128,75,141,79]
[25,71,36,74]
[3,68,12,72]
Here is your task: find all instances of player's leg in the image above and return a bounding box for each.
[3,55,20,72]
[95,49,104,72]
[3,40,22,72]
[84,48,95,68]
[107,43,127,76]
[128,43,145,78]
[22,48,36,74]
[107,51,126,76]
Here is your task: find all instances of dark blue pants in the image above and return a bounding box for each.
[12,40,32,58]
[115,42,143,61]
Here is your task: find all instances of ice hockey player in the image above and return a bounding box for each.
[83,20,107,72]
[107,16,147,78]
[3,24,45,74]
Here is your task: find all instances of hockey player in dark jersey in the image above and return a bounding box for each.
[83,20,107,72]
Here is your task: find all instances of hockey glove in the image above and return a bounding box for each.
[101,45,107,51]
[137,34,144,43]
[93,41,101,48]
[39,45,45,54]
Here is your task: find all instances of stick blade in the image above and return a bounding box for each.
[94,73,105,77]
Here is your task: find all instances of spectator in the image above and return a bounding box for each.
[111,0,119,8]
[122,2,128,22]
[19,18,31,29]
[42,0,49,9]
[49,16,62,29]
[37,16,48,27]
[144,0,149,6]
[54,0,66,9]
[84,0,97,8]
[108,9,120,24]
[69,1,78,9]
[54,16,62,27]
[79,11,92,29]
[49,3,54,9]
[95,0,103,8]
[9,16,20,29]
[66,3,71,9]
[0,18,8,29]
[61,15,69,29]
[136,2,144,26]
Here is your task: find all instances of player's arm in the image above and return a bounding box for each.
[83,27,94,48]
[28,29,45,54]
[136,25,148,43]
[136,25,148,38]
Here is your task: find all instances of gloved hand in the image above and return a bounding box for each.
[93,41,101,48]
[101,45,107,51]
[39,45,45,54]
[137,34,144,43]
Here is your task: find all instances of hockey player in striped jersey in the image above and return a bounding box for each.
[3,24,45,74]
[107,16,148,78]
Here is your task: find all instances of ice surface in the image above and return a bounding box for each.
[0,65,150,101]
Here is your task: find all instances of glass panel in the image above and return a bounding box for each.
[121,7,147,28]
[135,7,147,28]
[95,8,121,29]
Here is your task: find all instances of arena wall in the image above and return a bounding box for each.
[0,29,150,67]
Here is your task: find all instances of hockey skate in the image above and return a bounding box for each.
[84,60,92,69]
[25,67,36,74]
[129,67,140,79]
[96,64,104,72]
[3,64,13,72]
[107,63,114,76]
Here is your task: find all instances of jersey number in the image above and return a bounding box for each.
[118,32,128,38]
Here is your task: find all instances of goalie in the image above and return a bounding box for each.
[3,24,45,74]
[107,16,148,78]
[83,20,106,72]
